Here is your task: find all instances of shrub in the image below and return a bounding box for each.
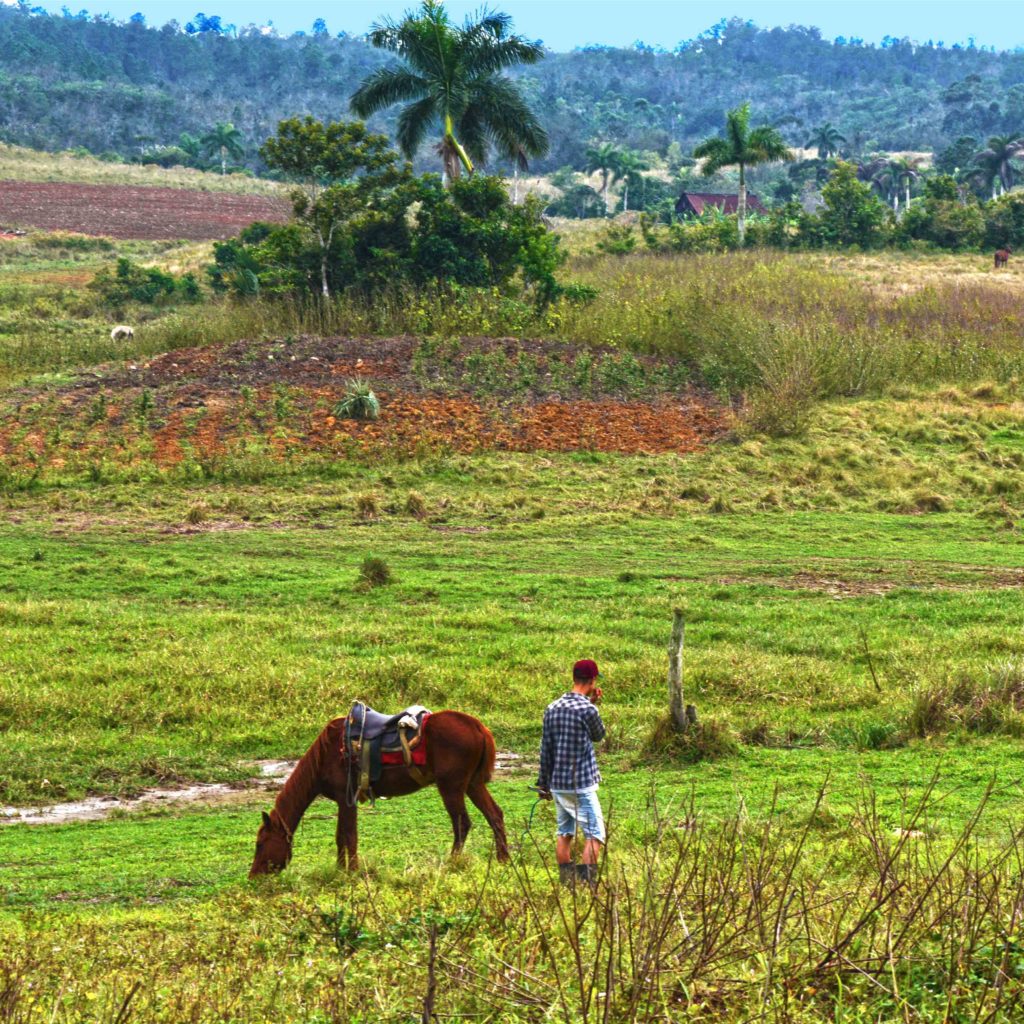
[334,379,380,421]
[354,494,379,521]
[644,715,739,763]
[404,491,428,519]
[906,664,1024,738]
[184,503,207,525]
[357,556,392,589]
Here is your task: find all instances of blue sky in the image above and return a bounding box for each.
[30,0,1024,51]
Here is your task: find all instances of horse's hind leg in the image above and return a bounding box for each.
[438,784,473,856]
[467,781,509,863]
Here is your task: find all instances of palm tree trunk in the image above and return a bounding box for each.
[905,181,910,209]
[623,181,629,213]
[221,145,227,176]
[602,171,609,215]
[737,163,747,246]
[512,165,519,205]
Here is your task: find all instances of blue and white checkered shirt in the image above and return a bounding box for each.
[538,692,606,792]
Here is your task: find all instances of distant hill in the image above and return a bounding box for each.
[0,9,1021,173]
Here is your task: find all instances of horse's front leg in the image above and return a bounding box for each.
[335,799,358,870]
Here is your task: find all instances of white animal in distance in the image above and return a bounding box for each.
[110,325,134,342]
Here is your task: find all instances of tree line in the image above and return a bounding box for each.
[1,4,1022,176]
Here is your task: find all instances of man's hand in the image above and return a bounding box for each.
[537,788,552,801]
[589,687,603,704]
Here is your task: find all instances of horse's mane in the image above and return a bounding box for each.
[273,718,345,824]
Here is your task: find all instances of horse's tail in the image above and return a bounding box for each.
[473,722,497,785]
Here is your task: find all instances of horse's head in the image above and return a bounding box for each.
[249,809,293,877]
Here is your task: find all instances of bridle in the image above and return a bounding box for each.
[271,808,294,846]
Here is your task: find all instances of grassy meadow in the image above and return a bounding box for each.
[3,227,1024,1020]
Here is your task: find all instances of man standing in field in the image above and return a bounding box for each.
[537,659,606,887]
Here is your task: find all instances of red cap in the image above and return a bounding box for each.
[573,659,600,681]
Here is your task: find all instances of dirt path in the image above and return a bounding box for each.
[0,752,530,826]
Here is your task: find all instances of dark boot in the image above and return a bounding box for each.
[576,863,599,889]
[558,862,576,888]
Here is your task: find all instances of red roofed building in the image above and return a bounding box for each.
[675,192,769,218]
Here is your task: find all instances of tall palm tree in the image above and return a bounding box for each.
[972,135,1024,198]
[889,155,923,212]
[614,149,650,212]
[805,122,846,160]
[584,142,622,215]
[870,164,899,210]
[693,102,793,244]
[201,123,244,175]
[350,0,547,184]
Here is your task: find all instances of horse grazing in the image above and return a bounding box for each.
[995,248,1011,268]
[249,712,508,876]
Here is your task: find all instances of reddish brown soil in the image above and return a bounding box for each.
[0,180,290,240]
[0,336,726,471]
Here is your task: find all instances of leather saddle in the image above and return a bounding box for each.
[345,701,430,801]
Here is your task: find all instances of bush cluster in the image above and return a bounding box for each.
[89,256,201,309]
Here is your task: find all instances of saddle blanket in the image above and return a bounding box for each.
[381,740,428,767]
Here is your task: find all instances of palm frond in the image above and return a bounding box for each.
[692,136,732,174]
[465,75,548,165]
[463,33,544,75]
[396,95,439,159]
[725,102,750,154]
[351,66,429,117]
[746,125,793,164]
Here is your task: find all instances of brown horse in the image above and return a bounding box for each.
[249,712,509,876]
[995,248,1012,268]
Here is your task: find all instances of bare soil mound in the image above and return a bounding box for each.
[0,180,289,240]
[0,335,726,472]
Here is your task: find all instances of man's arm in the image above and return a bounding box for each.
[537,710,554,791]
[586,704,606,743]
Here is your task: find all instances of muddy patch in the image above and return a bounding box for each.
[1,753,532,826]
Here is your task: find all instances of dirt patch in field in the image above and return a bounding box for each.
[0,335,726,468]
[1,752,532,825]
[720,565,1024,597]
[0,180,290,240]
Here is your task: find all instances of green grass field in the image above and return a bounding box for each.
[4,232,1024,1020]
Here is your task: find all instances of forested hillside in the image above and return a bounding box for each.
[1,7,1022,172]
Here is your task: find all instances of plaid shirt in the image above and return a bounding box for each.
[537,692,606,792]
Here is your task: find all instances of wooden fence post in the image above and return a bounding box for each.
[669,608,687,733]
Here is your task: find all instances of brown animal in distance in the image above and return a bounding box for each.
[995,248,1011,268]
[249,712,508,876]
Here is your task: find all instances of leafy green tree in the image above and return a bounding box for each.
[899,175,983,250]
[934,136,977,178]
[984,191,1024,249]
[350,0,547,184]
[201,122,244,175]
[546,182,603,219]
[693,102,793,244]
[816,160,887,247]
[584,142,622,215]
[260,116,411,298]
[805,122,845,160]
[412,174,565,301]
[972,135,1024,198]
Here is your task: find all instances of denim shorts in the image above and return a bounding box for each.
[552,786,606,843]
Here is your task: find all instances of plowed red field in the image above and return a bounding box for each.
[0,180,290,240]
[0,336,726,474]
